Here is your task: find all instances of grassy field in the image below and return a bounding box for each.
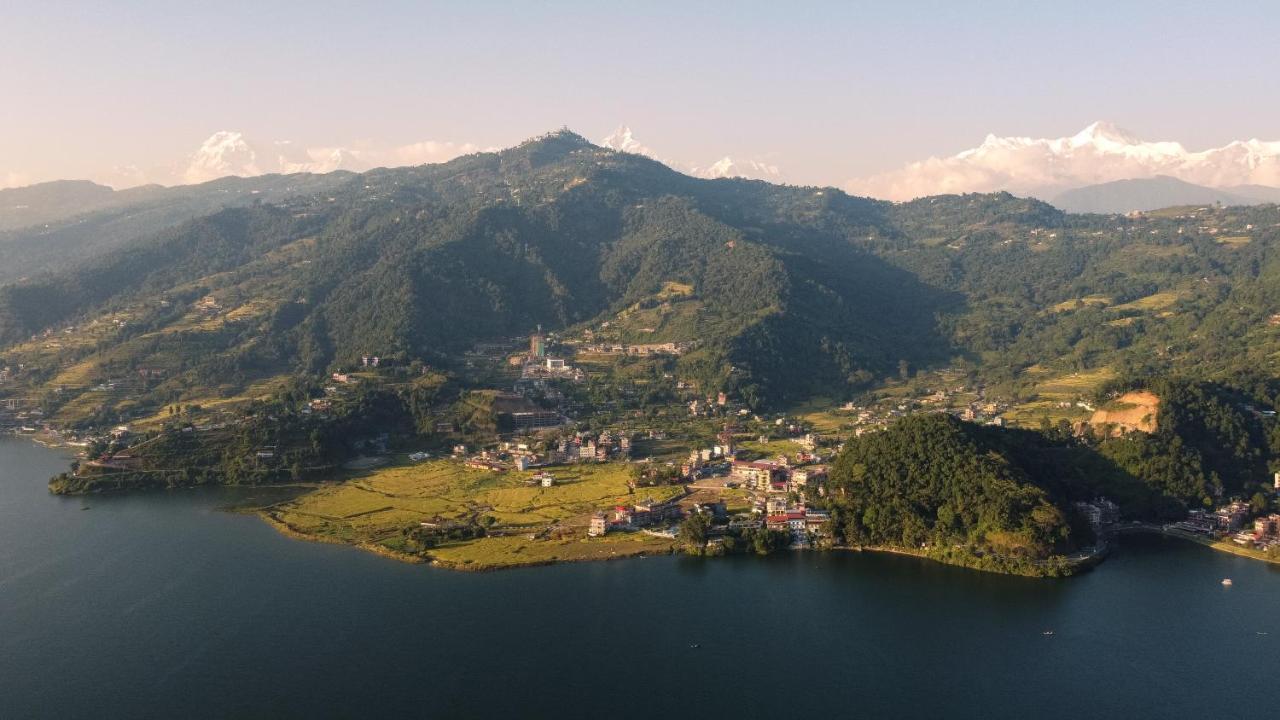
[1215,235,1252,246]
[737,437,804,460]
[789,397,854,435]
[1111,291,1180,312]
[1003,367,1115,426]
[262,459,684,570]
[1049,294,1111,313]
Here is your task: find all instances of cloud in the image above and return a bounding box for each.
[97,132,487,188]
[1,171,32,190]
[387,140,482,167]
[846,121,1280,201]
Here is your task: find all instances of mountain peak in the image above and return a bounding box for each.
[185,131,261,184]
[1070,121,1140,147]
[600,124,655,157]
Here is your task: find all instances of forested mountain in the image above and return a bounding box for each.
[827,378,1280,574]
[4,129,1280,425]
[828,414,1078,574]
[0,172,354,283]
[0,180,125,231]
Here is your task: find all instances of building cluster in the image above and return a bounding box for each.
[1241,514,1280,550]
[592,496,684,536]
[578,341,689,356]
[1074,498,1120,528]
[520,356,585,382]
[555,431,631,464]
[763,507,832,546]
[1176,501,1253,536]
[681,439,735,477]
[729,458,832,545]
[454,432,633,473]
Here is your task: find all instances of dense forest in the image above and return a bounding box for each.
[827,414,1083,575]
[825,377,1279,573]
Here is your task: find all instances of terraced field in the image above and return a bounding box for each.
[262,459,684,569]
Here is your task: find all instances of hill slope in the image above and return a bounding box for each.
[0,173,355,283]
[1052,175,1272,213]
[5,131,1280,427]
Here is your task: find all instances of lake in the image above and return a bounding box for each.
[1,437,1278,719]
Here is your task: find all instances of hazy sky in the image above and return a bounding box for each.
[4,0,1280,189]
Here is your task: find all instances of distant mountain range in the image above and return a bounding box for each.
[849,121,1280,202]
[14,121,1280,214]
[0,173,353,283]
[1052,176,1280,214]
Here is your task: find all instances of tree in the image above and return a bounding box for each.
[677,512,710,553]
[1250,492,1270,516]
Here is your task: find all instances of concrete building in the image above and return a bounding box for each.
[588,512,608,537]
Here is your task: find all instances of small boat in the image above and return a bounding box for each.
[1042,631,1054,636]
[1221,578,1233,586]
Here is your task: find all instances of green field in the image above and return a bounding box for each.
[262,459,684,569]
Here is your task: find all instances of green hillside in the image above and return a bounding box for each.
[3,129,1280,453]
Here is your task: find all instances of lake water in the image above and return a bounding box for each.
[2,437,1279,719]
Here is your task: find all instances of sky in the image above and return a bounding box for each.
[3,0,1280,193]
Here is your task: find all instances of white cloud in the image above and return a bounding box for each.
[599,124,784,182]
[82,132,487,188]
[846,121,1280,200]
[387,140,482,167]
[1,170,32,190]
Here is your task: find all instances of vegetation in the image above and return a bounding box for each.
[6,130,1280,577]
[261,458,681,570]
[827,414,1079,576]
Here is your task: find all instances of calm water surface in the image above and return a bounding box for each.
[2,437,1278,719]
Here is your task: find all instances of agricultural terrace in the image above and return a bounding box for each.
[263,459,685,570]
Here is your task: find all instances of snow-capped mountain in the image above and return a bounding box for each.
[599,124,783,182]
[847,121,1280,201]
[600,125,655,158]
[693,156,782,181]
[182,132,369,184]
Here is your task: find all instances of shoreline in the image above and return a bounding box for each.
[1113,524,1280,566]
[256,508,1092,577]
[257,508,676,572]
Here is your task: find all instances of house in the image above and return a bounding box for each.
[765,513,791,531]
[1074,497,1120,528]
[538,472,555,487]
[1254,514,1279,539]
[1214,501,1250,531]
[588,512,608,537]
[694,501,727,521]
[804,509,831,534]
[730,460,784,489]
[465,458,507,473]
[634,497,681,525]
